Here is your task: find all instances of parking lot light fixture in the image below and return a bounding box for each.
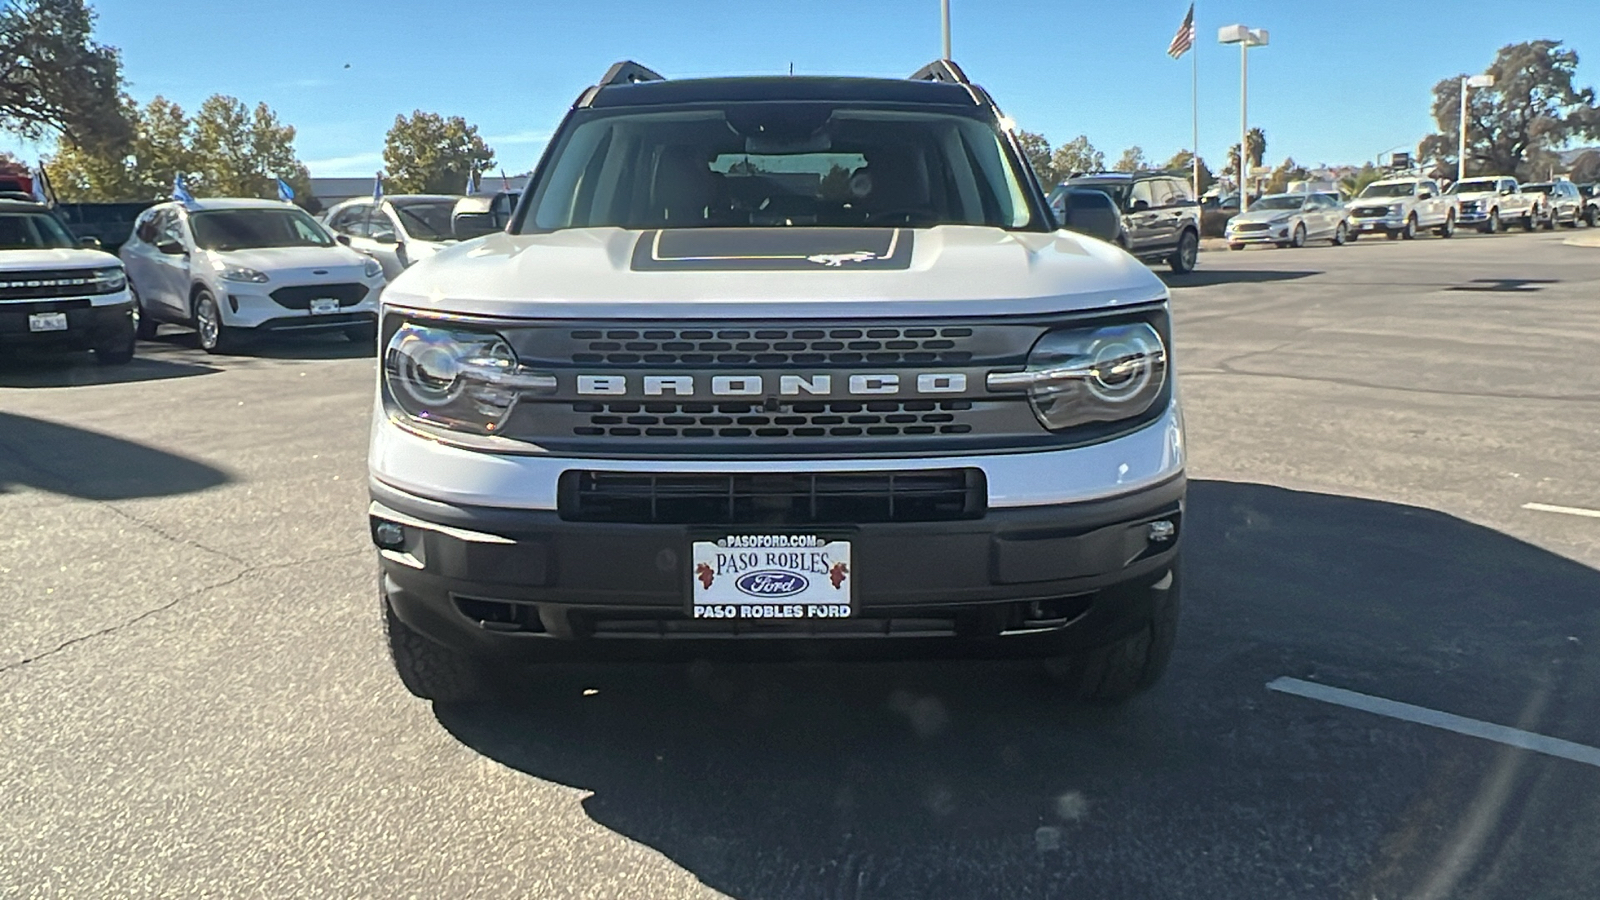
[1459,74,1496,183]
[1219,25,1268,212]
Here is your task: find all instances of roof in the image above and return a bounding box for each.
[588,76,981,109]
[156,198,300,211]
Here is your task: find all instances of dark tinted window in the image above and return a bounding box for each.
[523,104,1039,231]
[0,213,76,249]
[190,208,334,251]
[391,200,457,241]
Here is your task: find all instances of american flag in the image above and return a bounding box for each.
[1168,4,1196,59]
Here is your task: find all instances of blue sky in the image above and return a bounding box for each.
[9,0,1599,177]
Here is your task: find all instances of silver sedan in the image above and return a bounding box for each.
[1226,192,1350,249]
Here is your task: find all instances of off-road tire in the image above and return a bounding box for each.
[1044,562,1181,704]
[383,595,488,703]
[1167,229,1199,274]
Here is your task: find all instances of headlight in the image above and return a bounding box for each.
[363,257,383,279]
[219,264,269,283]
[1388,204,1404,215]
[986,322,1168,431]
[384,321,556,434]
[90,266,126,292]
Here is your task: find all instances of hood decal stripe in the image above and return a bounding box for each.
[632,228,913,271]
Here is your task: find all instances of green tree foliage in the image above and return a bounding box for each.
[1340,163,1387,196]
[0,0,129,154]
[1014,129,1055,185]
[1417,41,1600,180]
[1225,128,1268,179]
[1163,150,1215,194]
[1052,135,1104,180]
[46,94,311,204]
[1267,157,1311,194]
[1113,145,1148,173]
[382,111,496,194]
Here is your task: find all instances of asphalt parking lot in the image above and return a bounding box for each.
[3,229,1598,899]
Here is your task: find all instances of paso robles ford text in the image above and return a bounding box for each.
[693,604,853,619]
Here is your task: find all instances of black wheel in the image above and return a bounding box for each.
[1400,215,1417,240]
[1331,221,1348,246]
[1543,210,1557,231]
[1290,223,1307,248]
[1167,229,1199,274]
[1483,209,1500,234]
[1044,562,1181,704]
[93,316,136,366]
[383,592,487,703]
[1228,242,1245,251]
[132,288,159,340]
[1436,213,1455,238]
[1521,212,1536,231]
[344,323,379,345]
[1385,230,1400,241]
[1346,231,1360,243]
[1585,207,1597,228]
[192,290,237,354]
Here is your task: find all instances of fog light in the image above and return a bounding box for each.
[373,521,405,549]
[1148,520,1176,543]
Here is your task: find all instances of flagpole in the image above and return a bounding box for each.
[1192,12,1200,195]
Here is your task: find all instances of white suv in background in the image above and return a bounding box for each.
[1448,176,1542,233]
[321,195,462,280]
[1346,177,1457,240]
[121,199,386,353]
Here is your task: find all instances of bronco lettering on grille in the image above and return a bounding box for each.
[576,373,969,397]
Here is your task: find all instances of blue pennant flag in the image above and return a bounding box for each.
[373,171,384,203]
[30,167,48,204]
[172,174,196,204]
[464,171,476,196]
[276,178,295,202]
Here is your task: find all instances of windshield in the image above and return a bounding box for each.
[392,200,458,241]
[1520,184,1553,194]
[0,213,77,249]
[1251,195,1306,211]
[521,103,1040,231]
[1449,179,1501,195]
[1059,182,1131,209]
[1359,182,1416,198]
[190,208,334,251]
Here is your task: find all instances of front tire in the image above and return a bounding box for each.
[1482,209,1500,234]
[1228,242,1245,251]
[193,290,237,354]
[1290,223,1307,248]
[132,288,159,340]
[383,593,487,703]
[1436,212,1456,238]
[1167,230,1199,274]
[1400,215,1417,240]
[1044,563,1181,704]
[1331,221,1348,246]
[93,316,136,366]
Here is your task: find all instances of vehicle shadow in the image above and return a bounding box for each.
[1163,269,1320,287]
[143,327,375,361]
[0,411,231,500]
[0,348,218,388]
[433,481,1600,899]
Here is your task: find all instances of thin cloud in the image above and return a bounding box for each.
[305,151,383,176]
[485,129,551,146]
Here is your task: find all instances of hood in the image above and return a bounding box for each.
[382,225,1167,320]
[206,245,372,280]
[0,247,121,272]
[1450,189,1499,201]
[1229,208,1298,225]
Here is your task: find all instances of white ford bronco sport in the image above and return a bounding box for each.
[368,61,1185,703]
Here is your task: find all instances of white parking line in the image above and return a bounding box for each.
[1266,677,1600,770]
[1522,502,1600,519]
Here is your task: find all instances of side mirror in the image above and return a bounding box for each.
[155,239,186,256]
[1501,187,1514,195]
[79,236,103,250]
[452,211,499,240]
[372,232,398,245]
[335,234,352,246]
[1131,199,1151,212]
[1057,188,1122,244]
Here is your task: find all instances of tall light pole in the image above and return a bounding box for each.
[941,0,951,60]
[1219,25,1268,212]
[1458,74,1496,182]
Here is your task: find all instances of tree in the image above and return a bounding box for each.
[1052,135,1104,179]
[382,111,496,194]
[0,0,130,155]
[1340,163,1387,197]
[1225,128,1268,179]
[1163,149,1215,194]
[1014,129,1056,186]
[1571,150,1600,183]
[1267,157,1310,194]
[1113,145,1147,173]
[1417,41,1600,180]
[47,94,310,203]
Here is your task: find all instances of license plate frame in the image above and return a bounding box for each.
[308,297,340,315]
[689,534,854,621]
[27,312,68,332]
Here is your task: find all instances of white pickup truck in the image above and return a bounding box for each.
[1346,177,1458,240]
[1447,176,1544,233]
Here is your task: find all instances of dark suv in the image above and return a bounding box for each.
[1049,173,1201,274]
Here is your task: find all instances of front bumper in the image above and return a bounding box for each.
[0,292,133,350]
[372,473,1184,659]
[1350,215,1405,233]
[1226,224,1291,245]
[215,281,382,330]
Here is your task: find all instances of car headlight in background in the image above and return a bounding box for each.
[90,266,126,292]
[987,322,1168,431]
[363,257,383,279]
[384,321,556,434]
[219,264,269,283]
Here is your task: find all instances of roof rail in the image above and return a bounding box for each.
[909,59,970,85]
[599,60,665,87]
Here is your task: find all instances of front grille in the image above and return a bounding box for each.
[559,469,986,524]
[1233,223,1270,232]
[1352,206,1390,218]
[570,399,976,439]
[269,283,368,309]
[0,269,118,301]
[565,326,976,367]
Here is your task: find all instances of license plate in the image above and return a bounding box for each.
[691,535,853,620]
[1360,223,1377,231]
[28,312,67,332]
[309,298,340,314]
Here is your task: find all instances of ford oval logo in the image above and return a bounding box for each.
[734,571,809,598]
